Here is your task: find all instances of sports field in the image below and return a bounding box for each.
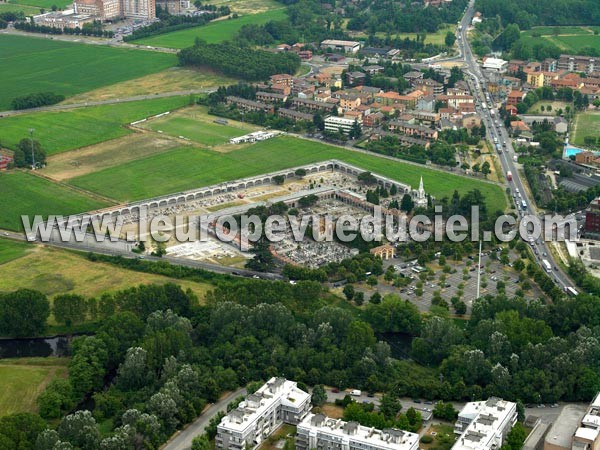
[70,136,507,210]
[572,111,600,147]
[133,8,287,48]
[0,96,189,155]
[0,358,69,416]
[520,26,600,54]
[0,245,211,302]
[8,0,72,9]
[0,239,30,265]
[0,35,176,110]
[144,106,258,147]
[0,171,110,231]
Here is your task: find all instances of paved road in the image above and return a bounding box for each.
[458,1,575,291]
[162,388,247,450]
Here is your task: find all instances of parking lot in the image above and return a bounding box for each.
[355,247,543,313]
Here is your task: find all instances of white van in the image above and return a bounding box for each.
[351,390,362,396]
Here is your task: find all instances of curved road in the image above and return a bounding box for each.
[161,388,247,450]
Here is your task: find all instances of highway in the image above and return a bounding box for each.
[457,1,575,291]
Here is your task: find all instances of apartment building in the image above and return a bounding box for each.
[453,398,518,450]
[388,121,438,140]
[226,96,272,113]
[216,378,311,450]
[256,92,288,103]
[73,0,154,20]
[559,55,598,74]
[324,116,357,135]
[278,108,314,122]
[296,413,420,450]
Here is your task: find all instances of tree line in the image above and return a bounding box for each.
[11,92,65,110]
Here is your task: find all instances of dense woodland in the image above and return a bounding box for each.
[178,41,300,80]
[475,0,600,29]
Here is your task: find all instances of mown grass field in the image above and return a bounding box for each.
[0,35,176,110]
[144,106,258,147]
[354,24,454,46]
[520,26,600,53]
[0,245,212,303]
[8,0,72,9]
[0,238,30,264]
[0,357,68,417]
[0,96,189,155]
[0,2,42,14]
[572,111,600,147]
[0,171,110,231]
[133,8,287,48]
[70,136,507,210]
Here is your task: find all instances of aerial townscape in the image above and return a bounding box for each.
[2,0,600,447]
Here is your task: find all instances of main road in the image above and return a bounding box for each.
[458,0,574,291]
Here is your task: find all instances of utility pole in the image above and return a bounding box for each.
[476,239,482,299]
[29,128,36,170]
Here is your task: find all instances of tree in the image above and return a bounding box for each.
[379,394,402,419]
[445,31,456,47]
[349,120,362,139]
[13,137,46,168]
[58,410,101,450]
[502,422,527,450]
[481,161,491,177]
[0,289,50,337]
[311,384,327,406]
[53,294,88,327]
[343,284,355,300]
[192,434,210,450]
[370,292,382,304]
[295,168,307,177]
[433,401,458,421]
[367,276,378,287]
[358,171,377,185]
[273,175,285,185]
[400,194,414,212]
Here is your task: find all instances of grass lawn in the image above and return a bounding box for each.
[144,106,259,147]
[65,67,237,104]
[0,2,41,13]
[526,101,569,115]
[0,171,110,231]
[0,245,212,306]
[257,424,295,450]
[203,0,280,14]
[555,34,600,52]
[133,8,287,48]
[0,96,189,155]
[8,0,72,9]
[0,238,30,264]
[353,24,454,46]
[0,357,68,416]
[572,111,600,147]
[0,34,176,110]
[70,136,507,210]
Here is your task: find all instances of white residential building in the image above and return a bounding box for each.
[453,398,518,450]
[215,378,311,450]
[296,413,420,450]
[324,116,357,135]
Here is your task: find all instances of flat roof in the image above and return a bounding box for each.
[545,405,587,449]
[298,413,419,450]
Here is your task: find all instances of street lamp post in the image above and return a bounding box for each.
[29,128,36,170]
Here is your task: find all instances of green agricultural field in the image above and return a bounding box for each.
[0,171,111,231]
[0,35,176,110]
[70,136,506,210]
[0,358,69,416]
[0,96,189,155]
[0,239,30,265]
[8,0,72,9]
[520,26,600,53]
[133,8,287,49]
[0,2,42,14]
[572,111,600,147]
